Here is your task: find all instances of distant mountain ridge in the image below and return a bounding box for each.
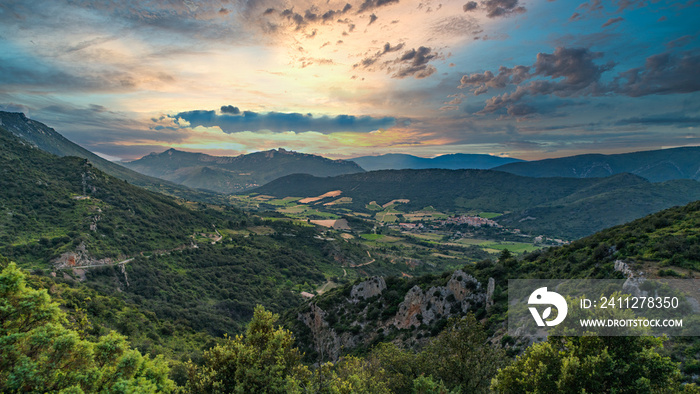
[124,147,364,194]
[494,147,700,182]
[0,111,214,201]
[251,169,700,239]
[350,153,523,171]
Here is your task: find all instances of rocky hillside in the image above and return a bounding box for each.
[286,270,497,361]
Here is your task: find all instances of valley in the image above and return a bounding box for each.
[1,112,698,392]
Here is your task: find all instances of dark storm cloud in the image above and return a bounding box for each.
[601,17,624,27]
[172,109,396,134]
[220,105,241,115]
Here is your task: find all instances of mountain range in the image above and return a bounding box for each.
[350,153,523,171]
[124,147,364,194]
[1,110,699,391]
[494,147,700,182]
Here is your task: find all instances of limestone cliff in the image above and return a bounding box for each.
[295,271,494,361]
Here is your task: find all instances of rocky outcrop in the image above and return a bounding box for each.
[614,259,649,297]
[394,270,486,329]
[52,242,114,269]
[297,270,492,361]
[350,276,386,302]
[614,260,634,278]
[486,277,495,309]
[298,303,356,362]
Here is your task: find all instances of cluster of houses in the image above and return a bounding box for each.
[438,215,501,228]
[392,215,501,233]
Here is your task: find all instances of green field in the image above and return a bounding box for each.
[477,212,503,219]
[480,241,541,254]
[360,233,384,241]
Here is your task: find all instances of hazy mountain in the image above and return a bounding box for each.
[251,169,700,238]
[124,147,365,193]
[493,147,700,182]
[0,111,216,202]
[351,153,523,171]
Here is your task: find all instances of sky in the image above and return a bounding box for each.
[0,0,698,161]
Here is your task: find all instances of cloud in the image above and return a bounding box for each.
[602,17,624,27]
[614,115,700,127]
[220,105,240,115]
[666,35,696,49]
[392,47,439,79]
[569,12,583,21]
[354,42,405,68]
[432,16,482,38]
[357,0,400,14]
[460,46,700,118]
[482,0,526,18]
[460,65,531,93]
[577,0,604,13]
[264,3,354,31]
[354,43,439,79]
[460,47,615,114]
[614,50,700,97]
[460,0,525,18]
[171,108,397,134]
[612,0,648,12]
[0,103,31,115]
[463,1,478,11]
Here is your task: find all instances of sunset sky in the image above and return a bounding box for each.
[1,0,698,161]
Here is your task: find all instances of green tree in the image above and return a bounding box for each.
[419,314,507,393]
[185,305,309,393]
[491,336,688,393]
[0,262,175,393]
